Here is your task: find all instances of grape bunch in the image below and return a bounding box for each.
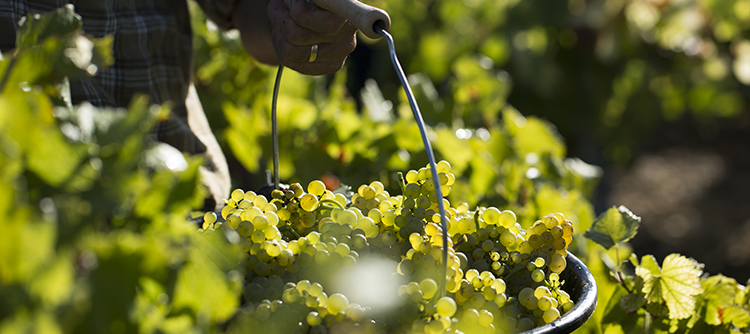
[198,161,578,334]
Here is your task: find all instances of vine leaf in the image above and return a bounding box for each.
[584,206,641,250]
[701,275,739,325]
[637,254,703,320]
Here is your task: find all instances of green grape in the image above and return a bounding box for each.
[231,188,244,202]
[354,217,378,238]
[254,195,269,209]
[226,214,241,229]
[265,211,279,227]
[416,195,431,209]
[495,293,507,307]
[307,311,323,326]
[500,230,517,248]
[542,215,560,229]
[263,225,280,240]
[517,318,534,331]
[300,193,318,212]
[404,183,421,198]
[550,254,566,273]
[482,286,497,301]
[550,225,564,239]
[252,214,269,230]
[538,296,553,311]
[334,243,350,257]
[483,207,500,225]
[236,221,254,237]
[278,248,294,266]
[531,269,545,282]
[203,211,217,224]
[336,209,357,226]
[254,262,271,276]
[345,303,364,322]
[327,293,349,314]
[300,211,316,228]
[436,296,457,317]
[478,309,494,327]
[420,278,438,299]
[562,222,574,237]
[307,180,326,196]
[368,208,382,222]
[362,185,377,199]
[543,308,561,323]
[462,308,480,325]
[437,160,451,173]
[497,210,516,228]
[481,239,494,252]
[534,257,546,268]
[251,230,266,243]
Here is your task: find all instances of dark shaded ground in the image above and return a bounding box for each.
[601,114,750,282]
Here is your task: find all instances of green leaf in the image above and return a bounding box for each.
[621,293,647,313]
[584,205,641,250]
[172,230,243,322]
[701,275,740,325]
[16,4,82,50]
[639,254,704,320]
[722,305,750,328]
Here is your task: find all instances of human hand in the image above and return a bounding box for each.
[267,0,358,75]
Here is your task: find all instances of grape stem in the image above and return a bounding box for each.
[315,198,345,211]
[503,259,534,280]
[278,225,301,239]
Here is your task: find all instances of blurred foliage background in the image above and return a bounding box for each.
[2,0,750,332]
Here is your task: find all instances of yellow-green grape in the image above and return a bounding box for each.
[543,214,560,229]
[360,185,376,199]
[254,195,269,208]
[370,181,385,194]
[254,262,270,276]
[562,222,574,237]
[252,214,269,230]
[251,230,265,243]
[519,287,535,302]
[226,214,241,229]
[534,257,546,268]
[265,240,282,257]
[231,188,244,202]
[307,180,326,196]
[558,290,571,304]
[236,221,254,237]
[334,193,347,207]
[241,206,263,221]
[333,243,350,257]
[354,217,378,238]
[278,248,294,266]
[479,309,494,327]
[404,169,418,183]
[535,286,551,299]
[416,195,431,209]
[307,232,321,244]
[277,208,291,221]
[500,230,517,248]
[436,296,457,317]
[425,320,443,334]
[306,311,322,326]
[482,286,497,301]
[243,190,257,201]
[420,278,438,299]
[345,303,365,322]
[538,296,553,311]
[382,209,396,226]
[263,225,280,240]
[336,209,357,226]
[517,318,534,331]
[265,211,279,226]
[550,253,567,273]
[495,293,507,307]
[531,269,545,282]
[327,293,349,314]
[237,199,252,209]
[404,183,421,198]
[462,308,480,326]
[300,193,318,212]
[220,205,232,219]
[203,211,217,226]
[481,239,494,252]
[483,207,501,225]
[437,160,451,173]
[368,208,382,223]
[550,225,564,239]
[543,308,561,323]
[498,210,516,228]
[563,301,575,312]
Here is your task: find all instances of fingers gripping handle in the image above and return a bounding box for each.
[314,0,391,39]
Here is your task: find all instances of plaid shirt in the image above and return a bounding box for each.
[0,0,238,209]
[0,0,238,155]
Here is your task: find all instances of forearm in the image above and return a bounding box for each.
[232,0,279,65]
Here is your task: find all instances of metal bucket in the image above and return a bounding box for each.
[525,253,598,333]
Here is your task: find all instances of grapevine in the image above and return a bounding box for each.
[198,161,578,333]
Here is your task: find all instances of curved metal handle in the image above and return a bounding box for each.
[314,0,391,39]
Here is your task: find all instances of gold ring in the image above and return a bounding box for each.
[308,44,318,63]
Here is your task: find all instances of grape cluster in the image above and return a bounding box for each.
[198,161,577,334]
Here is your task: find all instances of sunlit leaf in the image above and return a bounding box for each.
[639,254,704,320]
[700,275,741,325]
[585,206,641,250]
